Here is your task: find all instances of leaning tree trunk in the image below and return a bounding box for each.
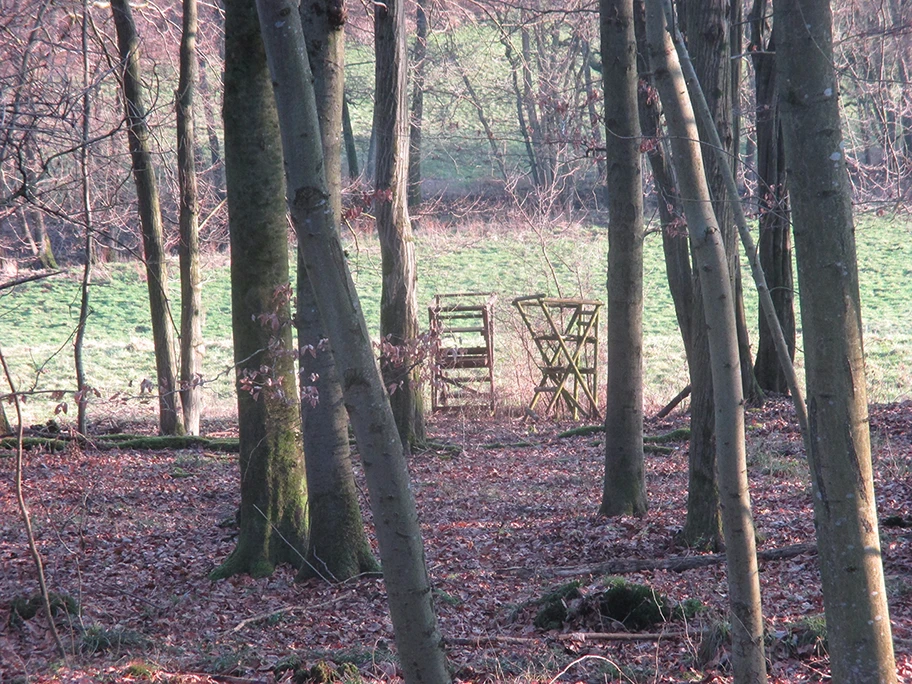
[374,0,425,451]
[177,0,204,435]
[646,0,767,681]
[749,7,795,394]
[600,0,647,518]
[211,0,308,580]
[111,0,183,435]
[775,0,897,680]
[254,2,450,681]
[685,0,761,406]
[633,0,720,547]
[297,0,378,582]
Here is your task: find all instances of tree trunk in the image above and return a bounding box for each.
[407,0,427,212]
[646,1,767,681]
[633,0,720,547]
[74,0,93,436]
[177,0,204,435]
[342,95,359,179]
[776,0,897,680]
[600,0,647,517]
[253,2,450,680]
[298,0,378,582]
[211,0,308,580]
[111,0,184,436]
[374,0,425,451]
[749,9,795,394]
[198,65,226,202]
[685,0,761,406]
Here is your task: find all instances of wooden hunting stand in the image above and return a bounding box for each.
[428,293,496,412]
[512,294,602,420]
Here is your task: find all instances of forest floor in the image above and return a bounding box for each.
[1,399,911,683]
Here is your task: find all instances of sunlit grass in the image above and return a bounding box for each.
[0,212,908,426]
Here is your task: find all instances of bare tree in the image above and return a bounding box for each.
[254,1,451,680]
[776,0,898,679]
[600,0,647,517]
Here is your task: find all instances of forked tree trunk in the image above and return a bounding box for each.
[211,0,308,580]
[646,0,767,681]
[600,0,647,517]
[297,0,378,582]
[177,0,204,435]
[374,0,425,451]
[633,0,720,547]
[111,0,184,435]
[776,0,897,680]
[254,2,450,681]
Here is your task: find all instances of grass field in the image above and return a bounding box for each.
[0,211,909,427]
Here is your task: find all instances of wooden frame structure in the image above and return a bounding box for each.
[512,294,602,420]
[428,293,496,412]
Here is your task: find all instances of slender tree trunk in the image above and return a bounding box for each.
[74,0,93,436]
[111,0,184,435]
[776,0,897,679]
[749,8,795,394]
[685,0,761,405]
[633,0,720,547]
[211,0,308,580]
[342,95,359,179]
[198,65,226,202]
[646,1,767,681]
[408,0,427,212]
[177,0,204,435]
[600,0,647,517]
[374,0,425,451]
[298,0,378,582]
[453,52,508,182]
[254,3,450,680]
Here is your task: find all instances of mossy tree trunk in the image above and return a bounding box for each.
[776,0,897,679]
[407,0,427,213]
[600,0,647,517]
[253,3,450,679]
[297,0,378,582]
[646,0,767,680]
[211,0,308,580]
[374,0,425,451]
[111,0,183,436]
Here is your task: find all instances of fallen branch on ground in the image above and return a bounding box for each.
[516,542,817,578]
[447,630,687,646]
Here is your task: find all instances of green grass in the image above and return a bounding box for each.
[0,213,908,426]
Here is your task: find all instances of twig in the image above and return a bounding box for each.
[231,595,347,633]
[0,346,68,661]
[0,269,63,292]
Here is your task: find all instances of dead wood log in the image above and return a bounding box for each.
[653,385,691,419]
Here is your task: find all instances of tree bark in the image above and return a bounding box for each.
[253,2,450,680]
[633,0,720,547]
[374,0,425,451]
[177,0,204,435]
[111,0,184,436]
[776,0,897,679]
[599,0,647,517]
[211,0,308,580]
[298,0,378,582]
[684,0,761,405]
[749,7,795,394]
[342,95,359,179]
[646,0,767,681]
[407,0,427,212]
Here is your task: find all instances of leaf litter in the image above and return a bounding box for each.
[0,399,910,683]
